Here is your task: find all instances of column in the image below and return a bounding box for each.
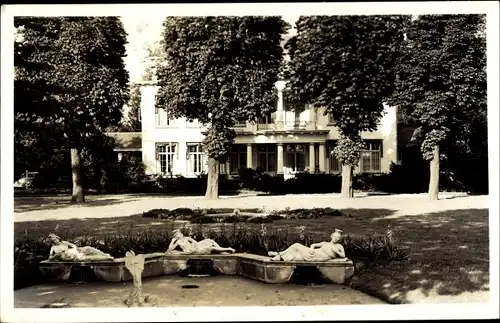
[309,143,315,172]
[277,143,284,174]
[318,142,326,172]
[275,81,286,127]
[246,143,253,169]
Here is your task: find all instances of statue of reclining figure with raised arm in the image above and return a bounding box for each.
[268,229,346,262]
[166,229,235,255]
[47,233,114,262]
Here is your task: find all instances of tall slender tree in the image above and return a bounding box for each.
[387,15,486,200]
[286,15,409,198]
[14,17,129,203]
[156,16,289,199]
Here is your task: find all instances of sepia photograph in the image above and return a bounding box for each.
[1,2,498,322]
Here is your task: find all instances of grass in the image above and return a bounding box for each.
[14,207,489,303]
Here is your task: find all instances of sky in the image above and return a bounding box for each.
[120,15,299,83]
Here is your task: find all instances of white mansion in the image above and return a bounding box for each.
[109,80,398,179]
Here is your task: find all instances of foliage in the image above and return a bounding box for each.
[287,16,409,166]
[14,17,130,201]
[15,16,129,145]
[14,121,70,181]
[332,136,366,166]
[96,153,148,193]
[108,84,142,132]
[387,15,486,161]
[341,232,409,264]
[155,16,289,197]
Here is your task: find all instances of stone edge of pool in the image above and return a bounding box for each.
[39,253,355,285]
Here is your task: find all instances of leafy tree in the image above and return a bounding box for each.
[286,15,409,197]
[14,17,129,203]
[387,15,486,200]
[109,84,141,132]
[14,120,69,182]
[156,16,289,199]
[124,85,142,132]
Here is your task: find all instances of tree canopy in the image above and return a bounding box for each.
[15,17,129,147]
[14,17,130,201]
[286,15,409,197]
[156,16,289,198]
[387,14,486,198]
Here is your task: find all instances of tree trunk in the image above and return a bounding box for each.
[428,144,440,200]
[340,164,354,198]
[205,157,219,199]
[70,148,85,204]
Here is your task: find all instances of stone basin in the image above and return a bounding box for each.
[39,253,354,285]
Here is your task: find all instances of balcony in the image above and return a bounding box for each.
[283,120,309,130]
[231,119,318,133]
[233,122,249,132]
[257,122,277,130]
[256,120,314,131]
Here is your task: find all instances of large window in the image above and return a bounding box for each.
[360,140,382,173]
[156,143,177,174]
[229,145,247,174]
[187,143,204,174]
[286,144,305,172]
[156,107,175,127]
[328,141,341,173]
[258,144,277,172]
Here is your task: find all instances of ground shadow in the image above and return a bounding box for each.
[14,197,140,213]
[347,208,489,303]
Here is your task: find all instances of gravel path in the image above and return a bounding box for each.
[14,193,488,222]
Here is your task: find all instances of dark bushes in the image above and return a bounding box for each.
[18,151,487,196]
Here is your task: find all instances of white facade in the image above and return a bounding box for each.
[140,81,398,178]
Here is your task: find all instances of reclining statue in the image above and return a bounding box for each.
[268,229,346,262]
[47,233,114,262]
[166,229,236,255]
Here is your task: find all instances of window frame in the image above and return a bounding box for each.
[186,143,204,175]
[155,107,176,128]
[156,142,177,175]
[257,144,277,173]
[229,145,247,174]
[328,141,341,173]
[359,140,383,173]
[286,144,306,172]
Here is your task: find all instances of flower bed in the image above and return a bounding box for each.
[142,207,344,223]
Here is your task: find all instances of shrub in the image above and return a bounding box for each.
[286,172,341,194]
[341,233,409,263]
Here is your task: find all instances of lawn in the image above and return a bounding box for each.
[14,207,489,304]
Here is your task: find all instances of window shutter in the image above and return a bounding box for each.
[379,140,383,158]
[186,144,190,160]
